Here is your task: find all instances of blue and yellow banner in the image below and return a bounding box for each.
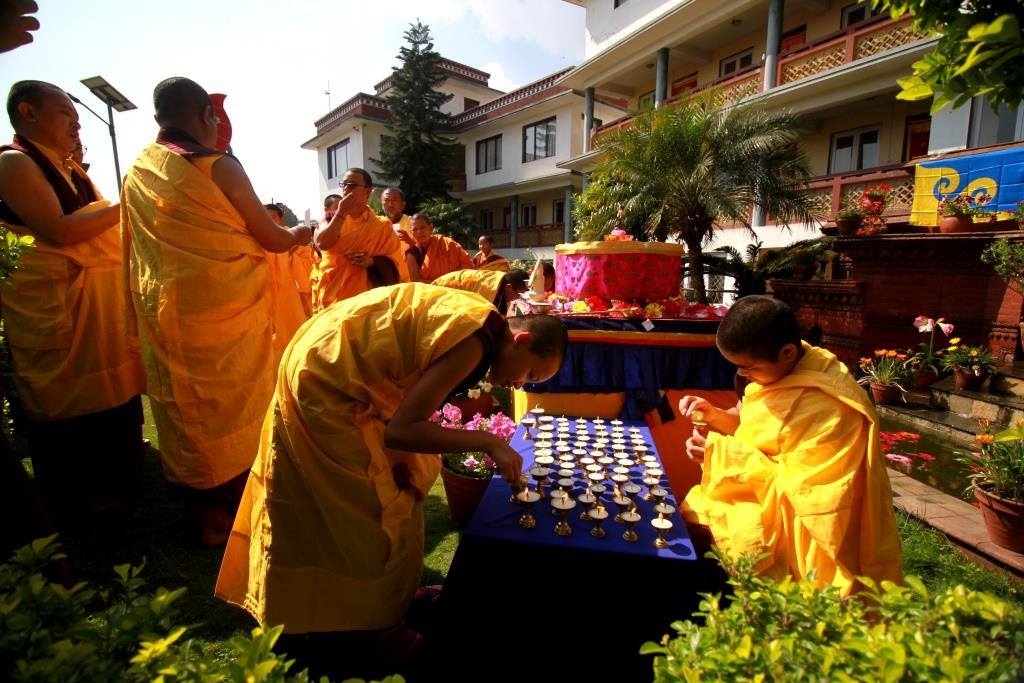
[911,145,1024,226]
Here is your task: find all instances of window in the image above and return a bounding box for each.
[829,125,881,174]
[479,210,494,231]
[903,115,931,161]
[523,117,557,162]
[521,204,537,227]
[670,74,698,97]
[326,139,349,180]
[637,90,656,110]
[463,97,479,111]
[780,25,806,52]
[720,48,754,77]
[553,199,565,224]
[840,3,880,29]
[476,135,502,174]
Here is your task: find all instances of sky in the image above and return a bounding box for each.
[1,0,585,217]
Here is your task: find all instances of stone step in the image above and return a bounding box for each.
[877,404,991,444]
[990,361,1024,398]
[929,374,1024,426]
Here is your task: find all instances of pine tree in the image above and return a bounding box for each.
[373,21,457,212]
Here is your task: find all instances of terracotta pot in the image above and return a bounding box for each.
[449,393,495,420]
[835,218,862,236]
[914,369,940,389]
[440,466,492,527]
[939,215,974,234]
[953,368,987,391]
[869,381,902,405]
[975,487,1024,553]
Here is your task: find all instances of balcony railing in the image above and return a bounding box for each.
[490,223,566,249]
[589,16,927,150]
[798,165,915,223]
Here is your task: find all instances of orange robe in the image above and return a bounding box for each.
[473,251,509,272]
[215,284,499,632]
[413,235,473,281]
[683,344,902,595]
[0,140,144,420]
[121,144,274,489]
[266,250,307,367]
[310,208,408,311]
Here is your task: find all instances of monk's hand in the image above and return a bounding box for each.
[394,229,415,247]
[679,396,720,431]
[685,428,707,463]
[344,249,372,268]
[486,441,523,485]
[0,0,39,54]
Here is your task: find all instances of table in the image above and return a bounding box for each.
[435,417,727,682]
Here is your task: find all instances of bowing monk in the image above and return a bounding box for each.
[432,268,528,316]
[407,212,473,282]
[121,77,311,546]
[216,283,567,676]
[0,80,145,521]
[678,296,901,596]
[311,168,408,311]
[472,234,509,272]
[264,203,309,364]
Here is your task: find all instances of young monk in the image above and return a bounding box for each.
[407,212,473,282]
[678,296,901,596]
[215,283,567,676]
[432,267,528,316]
[121,77,311,546]
[263,203,309,365]
[472,234,509,272]
[311,169,408,311]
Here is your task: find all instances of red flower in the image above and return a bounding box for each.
[585,295,610,311]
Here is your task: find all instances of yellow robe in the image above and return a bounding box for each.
[266,250,307,367]
[684,344,902,595]
[0,143,144,421]
[432,268,505,306]
[414,235,474,282]
[473,251,509,272]
[311,208,408,312]
[121,144,274,489]
[216,284,498,633]
[290,245,316,295]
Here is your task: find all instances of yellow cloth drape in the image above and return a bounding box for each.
[473,252,509,272]
[290,245,316,295]
[121,143,274,489]
[431,268,505,306]
[386,213,413,251]
[215,283,498,633]
[311,208,408,311]
[684,344,902,595]
[0,191,144,420]
[266,250,307,367]
[416,235,473,282]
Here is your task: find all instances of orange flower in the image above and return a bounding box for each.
[886,350,898,358]
[896,353,908,360]
[975,434,995,446]
[978,417,991,429]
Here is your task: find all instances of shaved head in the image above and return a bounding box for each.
[6,79,65,126]
[153,77,211,126]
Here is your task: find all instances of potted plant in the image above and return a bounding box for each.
[940,342,995,391]
[855,214,887,236]
[782,237,835,280]
[910,315,954,388]
[958,425,1024,553]
[857,349,910,404]
[436,404,516,526]
[937,192,990,234]
[835,200,864,236]
[1014,200,1024,230]
[448,378,495,419]
[859,183,892,216]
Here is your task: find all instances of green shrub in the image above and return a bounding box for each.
[642,550,1024,682]
[0,536,402,683]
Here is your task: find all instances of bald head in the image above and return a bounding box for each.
[153,77,211,125]
[7,80,65,127]
[6,80,79,155]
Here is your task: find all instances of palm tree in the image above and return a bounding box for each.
[574,98,820,303]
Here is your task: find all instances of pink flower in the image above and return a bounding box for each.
[463,456,479,469]
[442,403,462,425]
[429,411,442,423]
[884,453,913,464]
[907,452,936,461]
[913,316,934,333]
[937,319,954,336]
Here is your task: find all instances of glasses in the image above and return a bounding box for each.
[340,181,368,189]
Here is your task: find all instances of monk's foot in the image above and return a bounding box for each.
[375,620,424,670]
[199,504,234,547]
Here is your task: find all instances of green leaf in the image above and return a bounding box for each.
[897,75,933,101]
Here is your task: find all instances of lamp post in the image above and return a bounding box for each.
[69,76,136,192]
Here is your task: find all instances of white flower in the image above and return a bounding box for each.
[467,388,481,399]
[479,381,493,393]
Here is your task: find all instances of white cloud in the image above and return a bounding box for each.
[467,0,584,60]
[480,61,519,93]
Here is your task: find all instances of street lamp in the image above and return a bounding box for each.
[68,76,136,192]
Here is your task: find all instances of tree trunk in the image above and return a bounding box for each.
[685,237,707,304]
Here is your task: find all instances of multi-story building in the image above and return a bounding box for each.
[558,0,1023,258]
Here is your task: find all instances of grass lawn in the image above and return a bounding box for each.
[22,394,1023,662]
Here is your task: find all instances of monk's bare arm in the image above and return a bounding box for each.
[0,150,119,246]
[405,251,422,282]
[211,156,310,253]
[384,334,523,482]
[313,193,358,251]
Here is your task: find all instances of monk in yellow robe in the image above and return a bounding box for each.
[121,77,311,545]
[678,296,902,596]
[311,169,408,311]
[263,203,309,365]
[407,212,474,282]
[0,80,145,522]
[472,234,509,272]
[432,268,528,316]
[216,283,567,675]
